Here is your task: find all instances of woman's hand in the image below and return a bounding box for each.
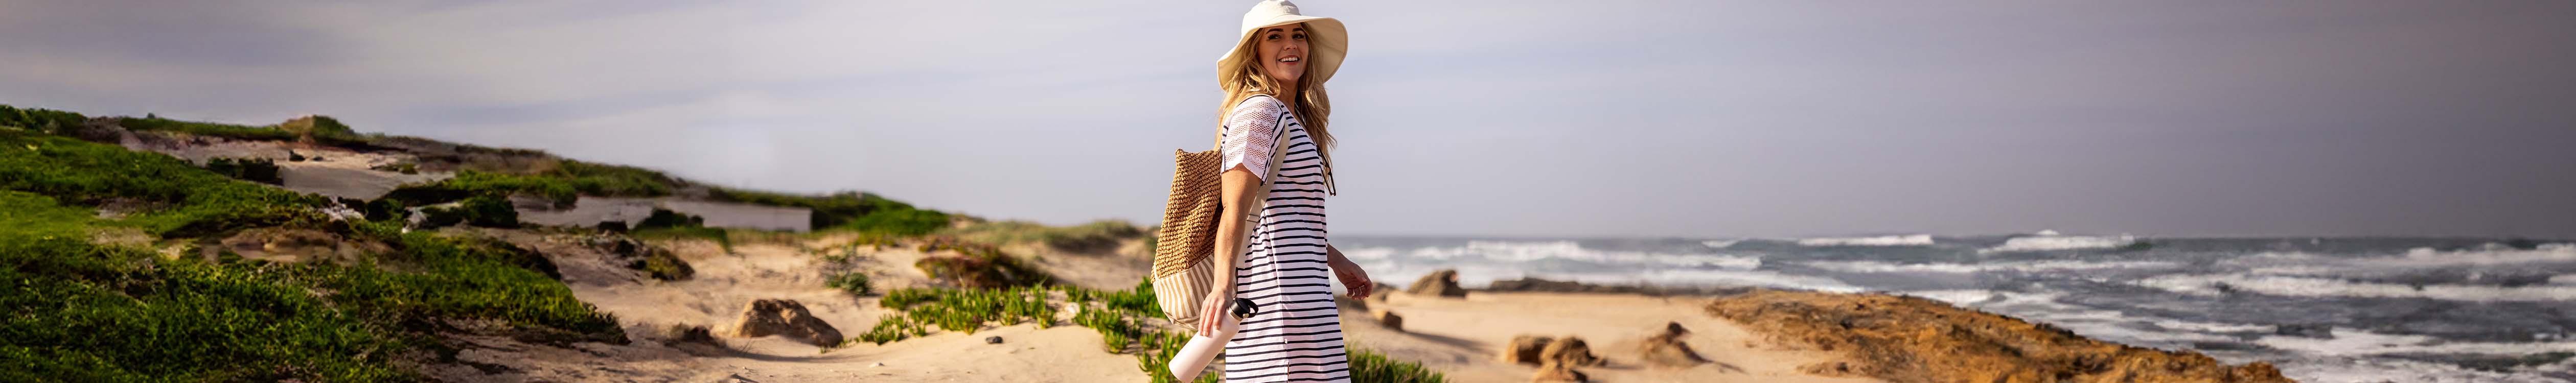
[1336,263,1374,299]
[1325,245,1373,298]
[1196,288,1234,336]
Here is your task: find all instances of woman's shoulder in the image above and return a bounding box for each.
[1228,94,1285,116]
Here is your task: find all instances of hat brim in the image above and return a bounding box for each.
[1218,16,1347,87]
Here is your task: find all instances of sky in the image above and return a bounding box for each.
[4,1,2572,238]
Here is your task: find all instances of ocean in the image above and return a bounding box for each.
[1337,233,2576,382]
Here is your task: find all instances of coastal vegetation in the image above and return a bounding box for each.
[0,127,615,381]
[2,104,1448,382]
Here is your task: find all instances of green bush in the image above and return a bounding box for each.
[0,130,326,237]
[203,157,283,184]
[710,188,950,234]
[827,272,873,296]
[637,208,703,229]
[945,219,1147,253]
[118,115,297,141]
[0,190,616,382]
[0,104,90,135]
[384,170,578,207]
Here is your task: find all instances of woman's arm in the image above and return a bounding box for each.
[1326,244,1374,298]
[1198,165,1264,336]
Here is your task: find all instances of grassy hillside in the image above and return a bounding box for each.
[0,106,942,381]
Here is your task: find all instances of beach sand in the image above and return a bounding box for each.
[425,231,1883,382]
[1347,291,1880,383]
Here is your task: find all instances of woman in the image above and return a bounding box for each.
[1169,1,1374,381]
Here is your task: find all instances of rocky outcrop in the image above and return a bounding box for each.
[1374,310,1404,332]
[723,299,843,347]
[1501,335,1554,365]
[1540,336,1602,367]
[1531,361,1588,382]
[1406,269,1469,298]
[1638,322,1709,368]
[1706,290,2294,383]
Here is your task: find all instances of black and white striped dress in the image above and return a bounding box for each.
[1217,94,1347,382]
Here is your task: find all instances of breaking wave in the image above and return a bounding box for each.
[1806,259,2179,274]
[2135,273,2576,302]
[1796,234,1934,247]
[1982,234,2139,253]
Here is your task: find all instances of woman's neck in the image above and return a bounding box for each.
[1273,84,1299,110]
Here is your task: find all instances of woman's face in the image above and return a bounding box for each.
[1256,22,1309,85]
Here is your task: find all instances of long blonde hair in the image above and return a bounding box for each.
[1217,27,1333,160]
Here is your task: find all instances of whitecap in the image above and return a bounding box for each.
[1796,234,1934,247]
[1981,234,2139,253]
[2258,327,2576,356]
[1804,259,2178,274]
[1348,241,1762,269]
[2136,273,2576,302]
[1701,240,1740,249]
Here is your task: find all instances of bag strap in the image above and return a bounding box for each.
[1220,94,1300,261]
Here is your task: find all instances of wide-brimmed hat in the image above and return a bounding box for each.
[1217,0,1347,86]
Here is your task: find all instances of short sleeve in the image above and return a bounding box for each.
[1219,97,1285,181]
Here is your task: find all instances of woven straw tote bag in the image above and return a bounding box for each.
[1151,95,1295,328]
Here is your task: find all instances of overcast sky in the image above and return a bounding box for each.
[4,1,2571,238]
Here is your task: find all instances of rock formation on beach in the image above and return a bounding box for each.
[724,299,844,347]
[1706,289,2295,383]
[1407,269,1470,298]
[1638,321,1710,368]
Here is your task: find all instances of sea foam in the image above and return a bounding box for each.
[2136,273,2576,302]
[1796,234,1934,247]
[1981,234,2139,253]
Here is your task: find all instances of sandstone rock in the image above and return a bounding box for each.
[1531,361,1589,382]
[1540,336,1602,367]
[1640,321,1710,368]
[724,299,843,347]
[1406,269,1469,298]
[1706,290,2295,383]
[1375,310,1404,332]
[1501,335,1554,365]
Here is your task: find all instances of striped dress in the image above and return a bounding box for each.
[1217,94,1347,382]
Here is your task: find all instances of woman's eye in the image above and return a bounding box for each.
[1266,34,1278,40]
[1293,33,1306,40]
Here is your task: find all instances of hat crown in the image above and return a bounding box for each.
[1242,0,1306,32]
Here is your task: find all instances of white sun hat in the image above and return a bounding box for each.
[1218,0,1348,86]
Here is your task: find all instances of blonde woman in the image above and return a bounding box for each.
[1168,1,1374,381]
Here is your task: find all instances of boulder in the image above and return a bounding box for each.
[1639,322,1710,368]
[1540,336,1602,367]
[1532,361,1589,382]
[723,299,844,347]
[1501,335,1554,365]
[1406,269,1469,298]
[1375,310,1404,332]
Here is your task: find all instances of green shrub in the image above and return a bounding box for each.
[458,195,518,227]
[118,115,297,141]
[637,208,703,229]
[0,105,90,135]
[946,219,1146,253]
[827,272,873,296]
[1348,347,1450,383]
[709,188,950,234]
[384,170,577,207]
[204,157,284,184]
[0,130,326,237]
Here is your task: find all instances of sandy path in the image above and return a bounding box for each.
[517,233,1147,382]
[1344,291,1883,383]
[467,230,1870,382]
